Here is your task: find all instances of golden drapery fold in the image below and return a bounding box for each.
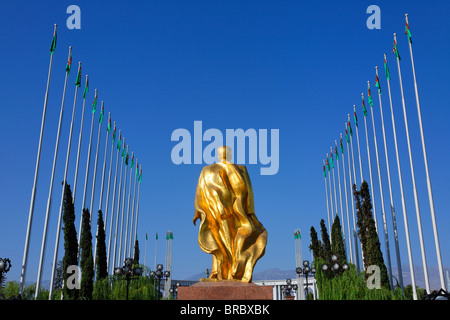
[193,160,267,283]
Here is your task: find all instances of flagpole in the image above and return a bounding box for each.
[105,124,117,272]
[394,32,430,293]
[340,135,353,263]
[111,134,125,274]
[376,66,404,292]
[129,158,138,256]
[93,109,109,275]
[155,232,158,271]
[109,130,122,273]
[406,14,445,291]
[326,153,334,233]
[331,147,338,222]
[78,89,98,259]
[361,95,379,235]
[323,160,331,238]
[132,165,142,252]
[368,80,394,289]
[353,106,364,185]
[346,123,359,269]
[118,145,129,266]
[73,75,89,203]
[48,61,81,299]
[123,152,134,259]
[144,232,148,269]
[89,101,104,218]
[335,140,347,257]
[20,24,57,296]
[385,53,417,300]
[35,47,71,298]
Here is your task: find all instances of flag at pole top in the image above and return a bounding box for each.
[122,143,126,158]
[131,154,134,168]
[146,233,148,241]
[384,54,391,80]
[335,143,339,160]
[354,109,358,128]
[92,89,98,113]
[375,73,381,94]
[98,102,104,124]
[125,150,129,166]
[136,159,139,176]
[348,119,353,136]
[65,49,72,74]
[330,151,334,168]
[340,136,344,154]
[75,62,81,87]
[361,93,368,117]
[326,155,330,171]
[323,161,327,178]
[345,125,350,143]
[393,36,401,60]
[107,114,111,133]
[83,75,89,99]
[138,166,142,182]
[294,230,301,239]
[50,25,57,54]
[156,232,158,240]
[405,19,412,43]
[112,123,116,143]
[367,81,373,107]
[117,131,121,150]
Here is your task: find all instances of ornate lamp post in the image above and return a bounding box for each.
[296,260,316,299]
[0,258,12,284]
[150,263,170,300]
[321,254,349,274]
[280,278,298,300]
[169,282,180,299]
[114,257,142,300]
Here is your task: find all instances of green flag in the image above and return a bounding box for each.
[323,162,326,178]
[393,38,401,60]
[117,132,121,150]
[405,21,412,43]
[75,64,81,87]
[66,52,72,74]
[107,116,111,133]
[348,120,353,136]
[326,156,330,172]
[112,125,116,143]
[83,77,89,99]
[340,137,344,154]
[50,29,57,54]
[330,152,334,168]
[122,145,126,158]
[156,232,158,240]
[92,92,98,114]
[335,144,339,160]
[375,74,381,94]
[138,167,142,182]
[125,151,129,166]
[354,110,358,128]
[345,127,350,143]
[367,83,373,107]
[136,160,139,176]
[384,56,391,80]
[362,95,368,117]
[170,232,174,240]
[131,154,134,168]
[98,104,104,124]
[146,233,148,241]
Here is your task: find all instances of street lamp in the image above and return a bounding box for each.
[321,254,349,274]
[114,257,142,300]
[280,278,298,299]
[296,260,316,299]
[169,282,180,300]
[0,258,12,284]
[150,263,170,300]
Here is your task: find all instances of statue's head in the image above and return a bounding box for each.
[218,146,232,162]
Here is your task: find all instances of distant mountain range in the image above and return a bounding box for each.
[186,265,449,291]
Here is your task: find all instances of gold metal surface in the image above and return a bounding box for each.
[193,146,267,283]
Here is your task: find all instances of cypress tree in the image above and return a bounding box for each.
[331,215,346,263]
[309,226,322,262]
[353,181,390,289]
[80,208,94,299]
[62,183,79,299]
[133,239,140,265]
[96,210,108,281]
[319,219,332,263]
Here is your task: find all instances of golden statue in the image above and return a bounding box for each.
[193,146,267,283]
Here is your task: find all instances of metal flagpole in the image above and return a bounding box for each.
[406,14,445,291]
[375,66,404,292]
[118,145,129,265]
[353,106,364,185]
[129,158,138,256]
[47,61,81,299]
[394,32,430,293]
[35,47,71,298]
[93,110,109,274]
[124,152,134,259]
[348,115,358,189]
[109,131,122,273]
[132,165,142,252]
[78,89,98,258]
[106,124,118,272]
[112,138,125,271]
[385,53,417,299]
[361,95,379,234]
[335,141,346,255]
[340,135,353,263]
[331,147,338,222]
[89,101,104,218]
[368,80,393,289]
[346,123,360,270]
[323,160,331,237]
[20,23,57,296]
[326,154,333,233]
[72,75,89,204]
[155,231,158,271]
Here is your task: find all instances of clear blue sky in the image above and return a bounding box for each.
[0,0,449,286]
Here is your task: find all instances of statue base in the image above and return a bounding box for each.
[177,280,273,300]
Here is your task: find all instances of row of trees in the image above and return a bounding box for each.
[309,180,416,299]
